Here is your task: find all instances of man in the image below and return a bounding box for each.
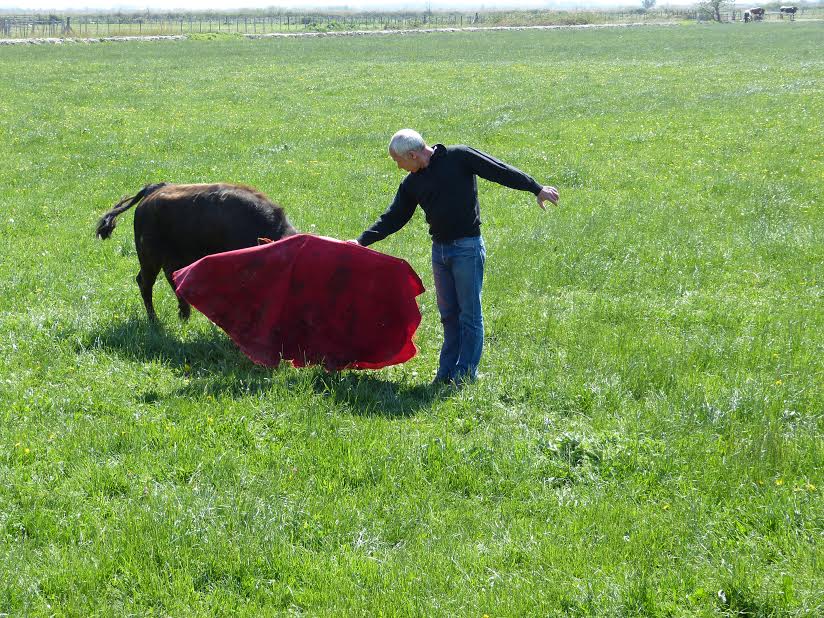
[354,129,559,386]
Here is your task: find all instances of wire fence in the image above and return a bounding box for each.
[0,10,688,39]
[0,7,820,39]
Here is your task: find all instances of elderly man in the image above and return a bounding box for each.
[355,129,559,386]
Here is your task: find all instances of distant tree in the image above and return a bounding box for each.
[699,0,732,21]
[642,0,656,9]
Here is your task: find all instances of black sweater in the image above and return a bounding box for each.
[357,144,543,246]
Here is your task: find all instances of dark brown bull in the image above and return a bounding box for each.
[96,183,297,321]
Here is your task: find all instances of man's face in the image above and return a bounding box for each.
[390,150,423,173]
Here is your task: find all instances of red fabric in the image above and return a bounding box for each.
[172,234,425,370]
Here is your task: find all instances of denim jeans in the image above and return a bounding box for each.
[431,235,486,382]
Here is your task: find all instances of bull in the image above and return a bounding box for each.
[96,183,297,321]
[779,6,797,19]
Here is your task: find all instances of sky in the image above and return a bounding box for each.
[0,0,640,11]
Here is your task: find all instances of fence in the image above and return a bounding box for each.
[4,13,478,38]
[0,10,692,39]
[0,7,818,39]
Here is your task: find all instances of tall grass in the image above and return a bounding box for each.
[1,23,822,615]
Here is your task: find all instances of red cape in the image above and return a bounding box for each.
[172,234,425,370]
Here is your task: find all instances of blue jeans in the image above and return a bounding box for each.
[432,235,486,382]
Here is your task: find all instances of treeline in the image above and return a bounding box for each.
[1,1,822,19]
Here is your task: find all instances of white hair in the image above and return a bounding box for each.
[389,129,426,156]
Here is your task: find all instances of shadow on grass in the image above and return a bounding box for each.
[81,316,448,415]
[84,316,239,366]
[80,315,276,397]
[309,371,448,418]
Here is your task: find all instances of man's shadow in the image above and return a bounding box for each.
[82,316,447,416]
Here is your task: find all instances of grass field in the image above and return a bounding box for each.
[1,22,823,616]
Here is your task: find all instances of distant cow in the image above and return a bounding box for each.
[749,7,766,20]
[96,183,297,321]
[779,5,797,19]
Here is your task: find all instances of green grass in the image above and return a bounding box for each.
[1,23,823,615]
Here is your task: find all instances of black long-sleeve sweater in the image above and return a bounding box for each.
[357,144,543,246]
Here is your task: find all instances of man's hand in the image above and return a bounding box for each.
[347,239,362,245]
[536,186,559,210]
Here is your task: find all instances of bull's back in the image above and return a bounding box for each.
[134,183,293,265]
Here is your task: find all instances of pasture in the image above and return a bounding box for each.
[1,22,823,615]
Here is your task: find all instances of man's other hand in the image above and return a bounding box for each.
[536,186,559,210]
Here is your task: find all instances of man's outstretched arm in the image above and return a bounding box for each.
[460,145,559,209]
[356,183,417,247]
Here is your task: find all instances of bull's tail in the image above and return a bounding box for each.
[95,183,168,240]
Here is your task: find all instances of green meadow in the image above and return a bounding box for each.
[1,23,823,615]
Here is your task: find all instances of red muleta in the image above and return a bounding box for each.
[172,234,425,370]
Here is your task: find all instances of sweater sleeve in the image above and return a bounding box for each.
[459,146,543,195]
[356,181,418,247]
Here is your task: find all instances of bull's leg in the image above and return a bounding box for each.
[163,267,191,321]
[136,264,161,322]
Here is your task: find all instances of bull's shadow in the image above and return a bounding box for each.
[83,316,444,415]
